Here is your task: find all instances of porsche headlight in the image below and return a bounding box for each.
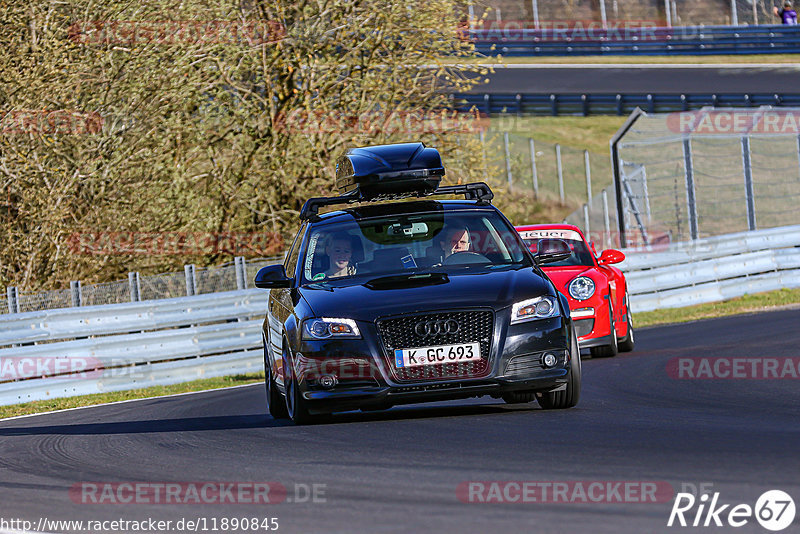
[302,318,361,340]
[511,296,560,324]
[568,276,596,301]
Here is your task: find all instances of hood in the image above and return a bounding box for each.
[542,265,596,293]
[299,267,551,321]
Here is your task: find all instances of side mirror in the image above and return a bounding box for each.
[597,249,625,265]
[534,238,572,265]
[254,264,292,289]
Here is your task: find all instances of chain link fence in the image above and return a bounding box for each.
[472,0,779,28]
[565,106,800,249]
[3,257,282,315]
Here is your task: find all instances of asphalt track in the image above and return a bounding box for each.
[470,64,800,94]
[1,309,799,533]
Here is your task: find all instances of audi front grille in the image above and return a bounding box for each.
[376,310,494,382]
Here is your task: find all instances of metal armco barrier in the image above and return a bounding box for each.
[468,24,800,56]
[454,93,800,117]
[0,289,268,406]
[620,225,800,312]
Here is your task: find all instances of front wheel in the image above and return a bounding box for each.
[618,292,635,353]
[264,335,288,419]
[538,326,581,409]
[283,343,315,425]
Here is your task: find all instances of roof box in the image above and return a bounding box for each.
[335,142,445,200]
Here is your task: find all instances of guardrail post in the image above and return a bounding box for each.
[584,150,592,205]
[581,94,588,116]
[7,287,18,314]
[550,94,558,116]
[235,257,248,290]
[555,143,565,204]
[128,272,141,302]
[602,190,611,249]
[70,281,82,307]
[516,94,522,116]
[741,136,757,231]
[503,132,513,190]
[184,264,197,296]
[483,94,491,114]
[682,137,699,240]
[616,94,623,116]
[529,138,539,199]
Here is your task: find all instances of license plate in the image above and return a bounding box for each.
[394,342,481,368]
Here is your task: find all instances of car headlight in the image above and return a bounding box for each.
[302,318,361,340]
[511,296,560,324]
[568,276,596,301]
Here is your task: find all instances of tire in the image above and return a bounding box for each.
[618,292,635,353]
[502,391,537,404]
[590,301,618,358]
[283,342,315,425]
[263,335,288,420]
[538,325,581,409]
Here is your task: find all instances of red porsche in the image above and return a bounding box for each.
[515,224,634,357]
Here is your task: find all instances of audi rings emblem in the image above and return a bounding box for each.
[415,319,460,337]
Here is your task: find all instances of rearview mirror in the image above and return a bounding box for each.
[534,238,572,265]
[597,249,625,265]
[254,265,292,289]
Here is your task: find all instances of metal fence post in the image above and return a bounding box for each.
[555,143,565,204]
[664,0,672,27]
[184,264,197,296]
[682,137,699,240]
[235,257,248,290]
[7,286,18,314]
[741,136,757,231]
[583,204,591,240]
[602,189,611,249]
[730,0,739,25]
[529,138,539,199]
[584,150,592,205]
[128,272,141,302]
[531,0,540,29]
[70,281,82,307]
[503,132,513,190]
[599,0,608,29]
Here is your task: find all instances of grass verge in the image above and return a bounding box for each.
[0,372,264,420]
[2,288,798,419]
[633,287,800,328]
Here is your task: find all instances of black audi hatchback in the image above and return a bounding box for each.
[255,142,581,424]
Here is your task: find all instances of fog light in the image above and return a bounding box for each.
[318,374,337,389]
[542,353,557,368]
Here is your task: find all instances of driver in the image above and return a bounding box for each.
[443,226,471,258]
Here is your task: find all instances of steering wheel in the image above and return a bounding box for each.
[442,251,491,265]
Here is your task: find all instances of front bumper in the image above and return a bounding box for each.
[287,313,573,414]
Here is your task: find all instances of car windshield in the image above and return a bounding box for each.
[301,209,529,284]
[521,231,595,267]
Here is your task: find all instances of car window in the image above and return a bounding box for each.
[524,236,595,267]
[301,210,528,284]
[283,223,306,278]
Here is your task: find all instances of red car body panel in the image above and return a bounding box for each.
[515,224,630,348]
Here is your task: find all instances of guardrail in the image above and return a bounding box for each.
[454,93,800,116]
[0,289,268,407]
[620,225,800,312]
[469,24,800,56]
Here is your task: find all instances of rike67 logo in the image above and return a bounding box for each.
[668,489,795,531]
